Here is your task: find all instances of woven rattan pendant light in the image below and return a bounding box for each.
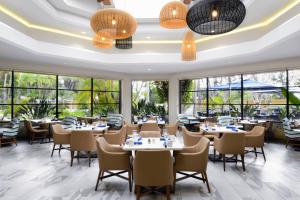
[90,8,137,39]
[181,31,196,61]
[93,32,113,48]
[160,1,188,29]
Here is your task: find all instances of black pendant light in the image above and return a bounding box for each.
[186,0,246,35]
[115,36,133,49]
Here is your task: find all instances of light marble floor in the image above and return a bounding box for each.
[1,141,300,200]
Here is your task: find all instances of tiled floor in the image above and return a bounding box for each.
[0,140,300,200]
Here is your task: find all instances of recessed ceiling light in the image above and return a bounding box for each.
[81,31,86,34]
[147,68,152,71]
[146,36,151,39]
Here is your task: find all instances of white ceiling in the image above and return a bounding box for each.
[0,0,299,74]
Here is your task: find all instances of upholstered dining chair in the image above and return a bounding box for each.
[95,137,132,192]
[140,123,161,138]
[165,123,178,136]
[214,133,245,171]
[133,150,173,200]
[245,126,266,161]
[126,123,139,135]
[1,124,20,146]
[182,126,203,146]
[24,120,48,145]
[70,130,96,167]
[139,131,161,138]
[103,125,127,145]
[174,137,211,193]
[51,124,71,157]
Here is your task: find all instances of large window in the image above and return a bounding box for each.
[93,79,121,116]
[208,75,241,117]
[58,76,91,118]
[0,71,12,120]
[0,70,121,119]
[14,72,56,119]
[132,80,169,121]
[288,70,300,118]
[180,79,207,116]
[179,70,291,121]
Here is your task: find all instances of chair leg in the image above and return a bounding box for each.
[213,148,216,162]
[166,185,171,200]
[204,172,211,193]
[88,151,91,167]
[261,146,266,162]
[136,185,141,200]
[286,138,289,148]
[223,154,226,171]
[172,170,176,193]
[95,170,101,191]
[70,150,74,167]
[241,154,245,171]
[100,170,104,181]
[201,173,205,183]
[51,144,56,157]
[58,144,62,155]
[254,147,257,157]
[128,170,132,192]
[234,154,238,165]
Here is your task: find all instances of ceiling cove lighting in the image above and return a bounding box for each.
[115,36,133,49]
[181,31,196,61]
[160,1,188,29]
[187,0,246,35]
[93,32,113,48]
[90,8,137,39]
[0,1,299,44]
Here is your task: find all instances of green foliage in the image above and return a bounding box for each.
[152,81,169,103]
[243,104,258,117]
[181,80,193,103]
[229,104,239,117]
[132,99,166,117]
[16,97,55,119]
[281,87,300,107]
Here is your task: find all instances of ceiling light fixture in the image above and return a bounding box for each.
[93,32,113,48]
[160,1,188,29]
[90,8,137,39]
[115,36,133,49]
[187,0,246,35]
[182,31,196,61]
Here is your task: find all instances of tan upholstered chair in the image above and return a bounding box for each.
[25,120,48,145]
[95,137,132,192]
[139,131,161,138]
[70,130,96,167]
[103,125,127,145]
[182,126,203,146]
[174,137,211,193]
[126,123,139,135]
[245,126,266,161]
[51,124,71,157]
[214,133,245,171]
[133,150,173,200]
[165,123,178,135]
[140,123,161,137]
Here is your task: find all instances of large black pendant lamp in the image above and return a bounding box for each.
[115,36,133,49]
[186,0,246,35]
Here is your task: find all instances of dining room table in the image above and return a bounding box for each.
[65,124,109,135]
[122,135,183,151]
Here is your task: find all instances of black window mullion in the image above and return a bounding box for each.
[206,78,209,117]
[286,69,289,118]
[56,75,59,119]
[91,78,93,117]
[241,74,244,119]
[11,70,14,119]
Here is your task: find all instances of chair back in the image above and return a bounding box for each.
[133,150,173,187]
[219,133,245,154]
[107,114,123,128]
[24,120,34,132]
[141,123,160,132]
[196,137,210,172]
[52,124,70,144]
[166,123,178,135]
[126,123,139,135]
[70,131,96,151]
[139,131,161,138]
[282,118,291,132]
[3,124,20,137]
[248,126,265,136]
[182,126,202,146]
[62,116,77,126]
